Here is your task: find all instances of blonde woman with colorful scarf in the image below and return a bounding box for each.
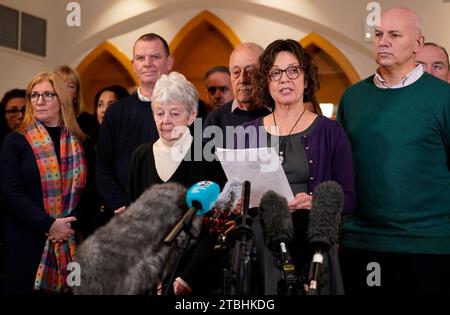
[0,71,92,295]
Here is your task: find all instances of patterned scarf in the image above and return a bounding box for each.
[24,119,87,293]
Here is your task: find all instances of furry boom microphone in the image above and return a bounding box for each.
[215,179,243,215]
[259,191,298,295]
[306,181,344,295]
[74,183,187,295]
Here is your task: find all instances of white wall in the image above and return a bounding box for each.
[1,0,449,95]
[0,0,64,92]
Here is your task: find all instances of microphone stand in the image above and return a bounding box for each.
[162,203,200,295]
[305,244,328,296]
[228,181,255,295]
[235,215,253,295]
[162,232,192,295]
[276,244,300,295]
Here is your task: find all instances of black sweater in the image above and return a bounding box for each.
[127,141,226,204]
[96,93,158,212]
[203,100,271,148]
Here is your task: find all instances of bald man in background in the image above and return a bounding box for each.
[338,7,450,295]
[203,43,270,148]
[416,42,450,82]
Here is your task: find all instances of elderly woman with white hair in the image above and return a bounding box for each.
[127,72,225,295]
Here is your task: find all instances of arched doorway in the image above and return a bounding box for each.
[300,33,360,118]
[170,10,240,109]
[77,41,137,114]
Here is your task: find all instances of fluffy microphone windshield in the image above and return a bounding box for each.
[259,190,294,253]
[74,183,186,295]
[307,181,344,247]
[215,179,242,214]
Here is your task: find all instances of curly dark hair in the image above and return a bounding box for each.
[253,39,320,109]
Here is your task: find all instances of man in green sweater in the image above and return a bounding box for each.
[337,7,450,295]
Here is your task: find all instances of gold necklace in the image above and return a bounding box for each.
[273,107,306,165]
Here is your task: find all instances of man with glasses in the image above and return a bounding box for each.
[204,66,234,112]
[203,43,270,149]
[1,89,26,145]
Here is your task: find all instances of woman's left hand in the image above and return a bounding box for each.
[48,216,77,242]
[288,192,313,212]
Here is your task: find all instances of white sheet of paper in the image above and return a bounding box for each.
[215,147,294,207]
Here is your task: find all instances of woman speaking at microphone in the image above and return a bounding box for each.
[238,39,356,294]
[126,72,226,295]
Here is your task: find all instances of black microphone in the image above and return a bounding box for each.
[235,180,253,241]
[241,180,251,215]
[306,181,344,295]
[229,181,255,295]
[259,190,298,295]
[74,182,187,295]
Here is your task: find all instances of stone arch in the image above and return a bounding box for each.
[169,10,241,105]
[170,10,241,54]
[300,32,360,117]
[300,32,360,84]
[77,41,137,113]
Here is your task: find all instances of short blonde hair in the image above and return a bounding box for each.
[19,71,85,141]
[152,72,198,114]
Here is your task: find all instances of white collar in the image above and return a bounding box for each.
[153,127,193,159]
[137,87,151,102]
[374,64,424,89]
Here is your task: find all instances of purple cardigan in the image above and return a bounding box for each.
[240,115,356,214]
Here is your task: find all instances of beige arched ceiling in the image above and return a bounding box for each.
[69,0,372,67]
[169,10,240,104]
[300,32,360,84]
[76,41,137,113]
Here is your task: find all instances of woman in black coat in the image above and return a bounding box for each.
[127,72,226,295]
[0,72,93,295]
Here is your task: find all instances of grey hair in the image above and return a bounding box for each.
[152,72,198,114]
[204,65,230,81]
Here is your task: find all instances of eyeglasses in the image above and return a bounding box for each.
[5,107,25,117]
[29,91,57,103]
[207,86,230,94]
[268,66,303,82]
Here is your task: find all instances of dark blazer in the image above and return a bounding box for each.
[0,129,95,295]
